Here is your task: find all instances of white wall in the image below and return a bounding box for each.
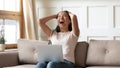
[36,0,120,41]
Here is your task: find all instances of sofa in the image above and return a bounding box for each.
[1,39,120,68]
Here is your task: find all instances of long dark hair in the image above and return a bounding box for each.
[55,11,72,32]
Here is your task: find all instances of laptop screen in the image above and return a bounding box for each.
[36,45,63,62]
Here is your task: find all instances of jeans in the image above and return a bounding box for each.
[35,59,75,68]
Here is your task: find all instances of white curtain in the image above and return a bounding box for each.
[23,0,38,40]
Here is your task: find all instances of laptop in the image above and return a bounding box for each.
[36,45,64,62]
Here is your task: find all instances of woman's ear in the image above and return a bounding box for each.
[68,19,71,24]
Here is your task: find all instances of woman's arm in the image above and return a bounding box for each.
[39,14,57,38]
[69,13,80,36]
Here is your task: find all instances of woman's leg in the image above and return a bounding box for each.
[64,59,75,68]
[35,60,48,68]
[47,60,75,68]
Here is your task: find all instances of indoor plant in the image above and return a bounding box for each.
[0,36,5,44]
[0,25,5,51]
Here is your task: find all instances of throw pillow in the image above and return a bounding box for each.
[17,39,48,64]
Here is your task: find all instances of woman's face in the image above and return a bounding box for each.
[57,11,70,31]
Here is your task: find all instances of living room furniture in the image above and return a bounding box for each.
[1,39,120,68]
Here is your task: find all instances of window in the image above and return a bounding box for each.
[0,0,20,11]
[0,0,24,48]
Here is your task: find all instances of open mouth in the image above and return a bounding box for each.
[60,22,64,24]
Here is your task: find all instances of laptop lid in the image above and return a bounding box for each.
[36,45,63,62]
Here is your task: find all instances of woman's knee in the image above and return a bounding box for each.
[47,61,62,68]
[35,61,47,68]
[46,60,75,68]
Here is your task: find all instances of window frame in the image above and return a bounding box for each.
[0,0,24,49]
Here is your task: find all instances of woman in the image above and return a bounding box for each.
[36,10,80,68]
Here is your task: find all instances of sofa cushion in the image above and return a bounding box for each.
[86,66,120,68]
[75,42,89,67]
[3,64,35,68]
[17,39,48,64]
[86,40,120,66]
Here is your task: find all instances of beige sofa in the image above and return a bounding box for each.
[1,39,120,68]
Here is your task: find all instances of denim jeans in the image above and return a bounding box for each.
[35,59,75,68]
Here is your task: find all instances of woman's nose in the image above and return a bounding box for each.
[60,16,64,19]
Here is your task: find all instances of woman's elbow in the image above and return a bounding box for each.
[76,29,80,37]
[39,19,44,25]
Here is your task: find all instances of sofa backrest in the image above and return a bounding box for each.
[86,40,120,66]
[17,39,89,66]
[75,42,89,67]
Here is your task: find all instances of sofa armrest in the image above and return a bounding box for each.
[0,49,19,68]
